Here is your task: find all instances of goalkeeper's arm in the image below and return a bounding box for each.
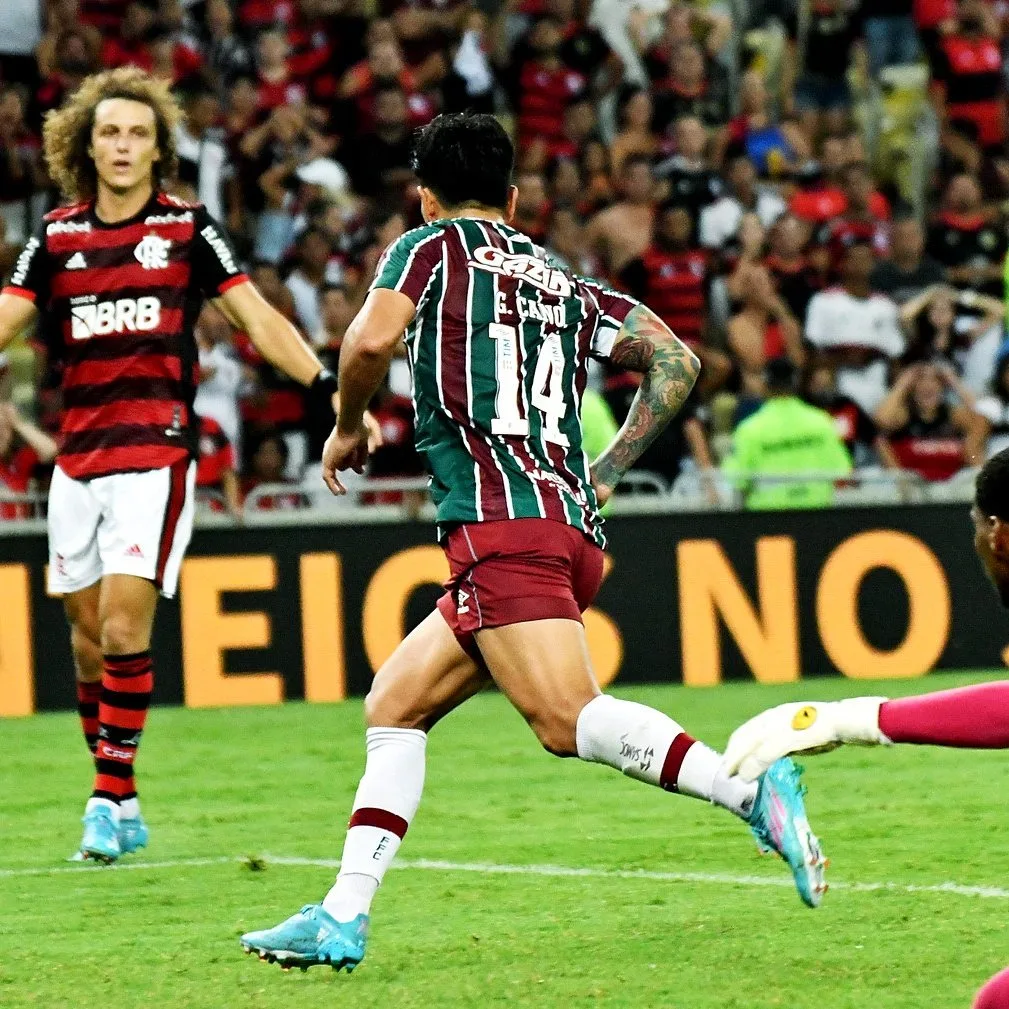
[722,698,891,782]
[724,681,1009,781]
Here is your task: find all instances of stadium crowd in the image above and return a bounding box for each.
[1,0,1009,515]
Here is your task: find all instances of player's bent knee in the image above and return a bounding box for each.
[100,613,146,656]
[363,686,427,731]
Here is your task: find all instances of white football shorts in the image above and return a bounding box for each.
[47,459,197,598]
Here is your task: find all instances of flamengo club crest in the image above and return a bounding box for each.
[135,234,171,270]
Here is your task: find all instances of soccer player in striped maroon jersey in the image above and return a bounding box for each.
[722,447,1009,1009]
[0,67,355,864]
[241,113,827,974]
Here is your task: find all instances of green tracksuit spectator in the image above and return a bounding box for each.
[723,358,853,510]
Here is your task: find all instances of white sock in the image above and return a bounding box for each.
[575,695,757,819]
[120,797,141,820]
[85,796,120,822]
[322,727,426,922]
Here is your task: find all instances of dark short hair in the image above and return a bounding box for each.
[976,449,1009,520]
[412,113,514,211]
[765,356,797,392]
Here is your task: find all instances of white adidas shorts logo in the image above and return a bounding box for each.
[65,252,87,270]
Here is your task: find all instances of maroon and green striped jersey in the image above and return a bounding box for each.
[370,217,640,546]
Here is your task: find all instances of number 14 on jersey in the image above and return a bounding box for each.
[489,323,570,447]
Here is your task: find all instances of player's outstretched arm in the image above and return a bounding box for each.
[320,288,415,495]
[590,304,700,503]
[722,698,890,782]
[214,281,328,388]
[722,680,1009,781]
[0,291,39,355]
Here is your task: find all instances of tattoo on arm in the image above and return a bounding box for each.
[591,305,700,493]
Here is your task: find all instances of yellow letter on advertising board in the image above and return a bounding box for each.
[0,564,34,717]
[677,538,799,686]
[179,556,283,707]
[300,552,346,702]
[817,531,949,679]
[584,554,622,688]
[362,547,449,673]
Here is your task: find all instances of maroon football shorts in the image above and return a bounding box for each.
[436,517,605,657]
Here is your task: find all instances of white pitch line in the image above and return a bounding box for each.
[1,853,1008,901]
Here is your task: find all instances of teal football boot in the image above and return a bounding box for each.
[79,806,121,864]
[240,905,367,972]
[747,758,827,908]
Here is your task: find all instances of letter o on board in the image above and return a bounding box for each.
[816,531,950,679]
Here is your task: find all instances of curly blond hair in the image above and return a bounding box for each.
[42,67,183,202]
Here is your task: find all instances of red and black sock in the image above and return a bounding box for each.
[92,652,154,804]
[76,681,102,756]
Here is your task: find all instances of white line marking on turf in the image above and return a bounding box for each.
[1,853,1007,901]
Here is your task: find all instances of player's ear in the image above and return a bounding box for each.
[417,185,438,223]
[504,185,518,226]
[989,516,1009,559]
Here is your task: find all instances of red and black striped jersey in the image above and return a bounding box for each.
[3,192,249,480]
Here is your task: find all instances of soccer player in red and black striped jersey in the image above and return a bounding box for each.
[0,67,351,863]
[240,113,826,974]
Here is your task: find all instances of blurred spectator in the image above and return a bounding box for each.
[255,28,307,109]
[285,228,342,336]
[652,40,730,136]
[927,174,1007,298]
[241,432,309,510]
[644,2,734,78]
[976,347,1009,457]
[722,357,853,510]
[765,213,825,322]
[442,10,496,115]
[36,29,101,121]
[699,153,785,253]
[312,283,355,352]
[0,401,57,520]
[804,362,883,466]
[546,205,602,277]
[610,87,656,179]
[339,33,427,131]
[785,0,861,137]
[365,383,424,505]
[579,139,615,212]
[653,115,724,228]
[932,2,1006,157]
[899,283,1005,388]
[201,0,254,89]
[513,170,551,243]
[805,242,905,414]
[37,0,102,80]
[586,153,655,275]
[340,83,415,201]
[194,304,245,461]
[875,361,988,480]
[815,161,892,271]
[719,70,805,178]
[0,85,43,255]
[863,0,919,76]
[871,214,945,306]
[620,202,731,392]
[175,85,236,226]
[195,413,244,522]
[728,261,804,399]
[510,15,587,155]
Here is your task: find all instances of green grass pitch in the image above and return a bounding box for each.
[2,672,1009,1008]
